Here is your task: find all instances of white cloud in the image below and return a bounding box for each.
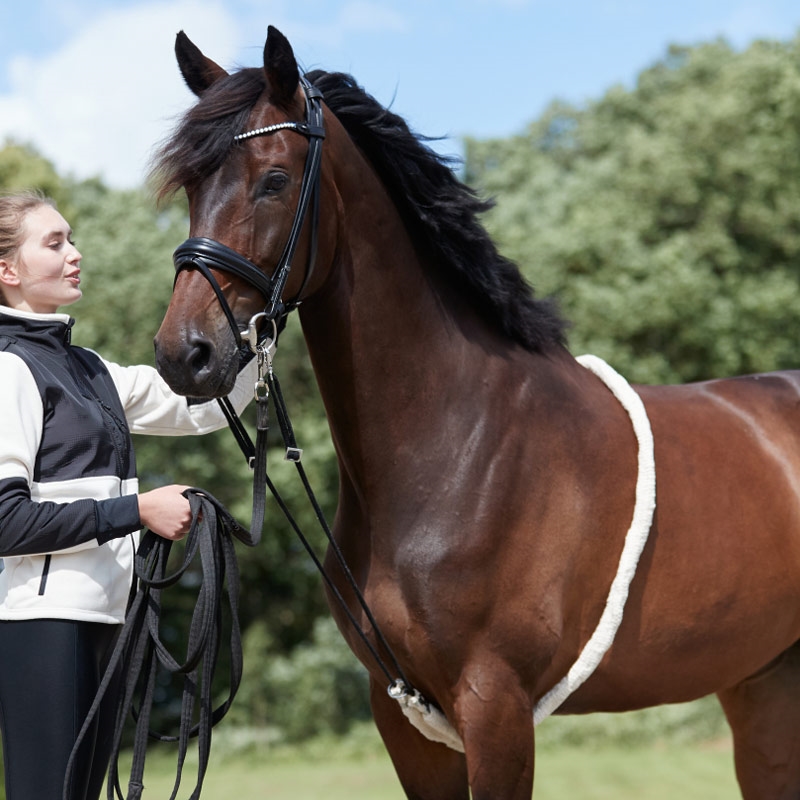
[0,1,240,188]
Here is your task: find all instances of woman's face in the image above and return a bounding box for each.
[5,205,83,313]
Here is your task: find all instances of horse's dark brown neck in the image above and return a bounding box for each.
[291,131,646,710]
[296,142,591,529]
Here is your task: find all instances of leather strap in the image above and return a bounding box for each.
[64,489,257,800]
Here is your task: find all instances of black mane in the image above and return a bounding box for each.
[152,67,568,352]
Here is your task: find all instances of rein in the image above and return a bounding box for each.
[65,81,326,797]
[64,490,258,800]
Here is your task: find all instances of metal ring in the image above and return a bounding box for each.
[240,313,279,355]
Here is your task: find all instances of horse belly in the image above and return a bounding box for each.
[565,375,800,711]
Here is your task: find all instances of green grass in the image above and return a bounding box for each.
[119,722,741,799]
[0,699,740,798]
[534,740,738,799]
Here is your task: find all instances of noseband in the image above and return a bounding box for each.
[172,77,325,353]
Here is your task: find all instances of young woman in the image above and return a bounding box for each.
[0,191,257,799]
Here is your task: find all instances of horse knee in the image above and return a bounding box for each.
[718,645,800,799]
[452,672,535,800]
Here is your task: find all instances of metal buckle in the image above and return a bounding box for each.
[240,313,278,355]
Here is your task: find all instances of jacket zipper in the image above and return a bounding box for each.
[38,554,52,595]
[36,352,132,599]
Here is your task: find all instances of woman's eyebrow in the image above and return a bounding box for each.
[41,228,70,241]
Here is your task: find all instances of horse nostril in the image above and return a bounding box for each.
[186,334,213,375]
[155,326,235,398]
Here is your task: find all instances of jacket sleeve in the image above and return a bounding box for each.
[100,356,258,435]
[0,352,141,557]
[0,478,140,556]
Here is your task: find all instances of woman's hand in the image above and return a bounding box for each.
[137,485,193,540]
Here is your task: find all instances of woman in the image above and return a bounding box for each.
[0,191,257,799]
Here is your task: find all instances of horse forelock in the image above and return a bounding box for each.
[150,68,266,202]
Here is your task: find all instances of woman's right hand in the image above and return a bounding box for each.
[137,485,193,540]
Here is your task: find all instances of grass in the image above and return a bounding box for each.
[117,716,742,799]
[0,699,740,798]
[534,739,738,799]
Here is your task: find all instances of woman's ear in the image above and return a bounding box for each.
[0,260,20,289]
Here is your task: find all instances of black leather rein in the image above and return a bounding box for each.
[62,79,328,800]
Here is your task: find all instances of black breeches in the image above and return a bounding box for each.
[0,618,121,800]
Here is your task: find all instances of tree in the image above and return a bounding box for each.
[465,36,800,384]
[0,139,66,205]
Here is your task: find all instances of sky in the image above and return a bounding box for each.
[1,0,800,189]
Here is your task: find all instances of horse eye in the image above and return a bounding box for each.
[258,172,288,196]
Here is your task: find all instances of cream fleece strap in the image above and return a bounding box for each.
[533,355,656,723]
[394,355,656,750]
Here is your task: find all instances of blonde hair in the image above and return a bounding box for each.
[0,191,58,305]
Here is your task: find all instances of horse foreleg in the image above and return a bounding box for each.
[452,663,535,800]
[369,677,470,800]
[717,642,800,799]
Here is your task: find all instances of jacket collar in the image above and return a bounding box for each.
[0,305,75,346]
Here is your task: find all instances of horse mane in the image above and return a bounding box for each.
[151,67,568,353]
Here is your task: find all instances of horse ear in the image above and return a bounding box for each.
[175,30,228,96]
[263,25,300,108]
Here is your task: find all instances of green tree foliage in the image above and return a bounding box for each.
[230,616,371,741]
[465,36,800,383]
[0,139,66,207]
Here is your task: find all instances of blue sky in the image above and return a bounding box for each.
[1,0,799,187]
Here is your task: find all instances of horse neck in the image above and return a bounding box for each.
[296,154,575,502]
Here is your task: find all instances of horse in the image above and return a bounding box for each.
[151,25,800,799]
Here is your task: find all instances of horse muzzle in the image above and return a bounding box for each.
[154,322,240,399]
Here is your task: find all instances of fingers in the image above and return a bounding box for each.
[138,485,195,541]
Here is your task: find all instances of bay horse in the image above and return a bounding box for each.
[152,25,800,799]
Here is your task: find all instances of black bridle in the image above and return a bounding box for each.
[172,76,326,353]
[169,76,326,549]
[170,72,420,702]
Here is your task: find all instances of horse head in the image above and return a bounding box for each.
[153,26,333,398]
